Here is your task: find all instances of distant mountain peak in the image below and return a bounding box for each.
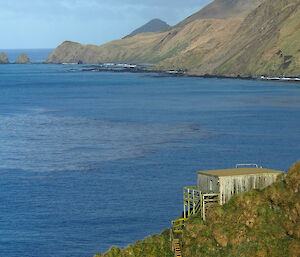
[124,18,170,38]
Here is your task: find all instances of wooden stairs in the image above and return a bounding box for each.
[171,218,185,257]
[170,186,219,256]
[173,238,182,257]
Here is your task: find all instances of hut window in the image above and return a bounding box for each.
[210,180,213,191]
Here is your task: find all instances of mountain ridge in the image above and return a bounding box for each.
[174,0,264,27]
[46,0,300,77]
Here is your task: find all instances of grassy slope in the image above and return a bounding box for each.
[212,0,300,77]
[158,0,300,77]
[95,161,300,257]
[94,229,173,257]
[46,18,242,65]
[174,0,263,27]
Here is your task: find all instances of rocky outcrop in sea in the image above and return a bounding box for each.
[0,52,10,64]
[15,53,31,64]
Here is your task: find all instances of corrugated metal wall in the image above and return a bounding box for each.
[219,174,279,204]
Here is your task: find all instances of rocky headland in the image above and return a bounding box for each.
[15,53,31,64]
[0,52,10,64]
[46,0,300,78]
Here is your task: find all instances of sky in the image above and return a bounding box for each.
[0,0,212,49]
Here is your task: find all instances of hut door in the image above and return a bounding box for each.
[209,180,213,191]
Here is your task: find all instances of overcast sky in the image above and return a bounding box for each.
[0,0,212,49]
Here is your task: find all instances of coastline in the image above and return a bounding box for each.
[65,63,300,83]
[2,61,300,82]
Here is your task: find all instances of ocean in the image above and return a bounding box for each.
[0,49,300,257]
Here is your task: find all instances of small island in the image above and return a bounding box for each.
[15,53,31,64]
[0,52,10,64]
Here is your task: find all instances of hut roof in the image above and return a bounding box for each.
[197,168,283,177]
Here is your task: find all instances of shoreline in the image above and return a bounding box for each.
[76,65,300,83]
[2,62,300,83]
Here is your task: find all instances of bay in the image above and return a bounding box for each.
[0,52,300,257]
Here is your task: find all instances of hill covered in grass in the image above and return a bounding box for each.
[47,0,300,77]
[162,0,300,77]
[94,161,300,257]
[46,0,262,65]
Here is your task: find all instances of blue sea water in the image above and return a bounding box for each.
[0,50,300,257]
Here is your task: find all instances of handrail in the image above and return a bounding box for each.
[172,218,186,223]
[170,228,175,252]
[236,163,259,168]
[171,218,186,232]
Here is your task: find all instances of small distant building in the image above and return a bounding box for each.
[182,164,283,220]
[197,164,283,204]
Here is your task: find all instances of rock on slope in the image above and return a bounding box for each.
[124,19,170,38]
[95,161,300,257]
[0,52,10,64]
[15,53,31,64]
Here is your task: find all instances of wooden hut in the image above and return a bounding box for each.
[197,165,283,205]
[181,164,283,219]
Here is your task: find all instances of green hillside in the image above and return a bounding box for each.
[157,0,300,77]
[212,0,300,77]
[94,161,300,257]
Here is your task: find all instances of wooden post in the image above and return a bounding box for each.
[183,188,186,219]
[187,188,190,217]
[192,189,195,215]
[202,195,206,221]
